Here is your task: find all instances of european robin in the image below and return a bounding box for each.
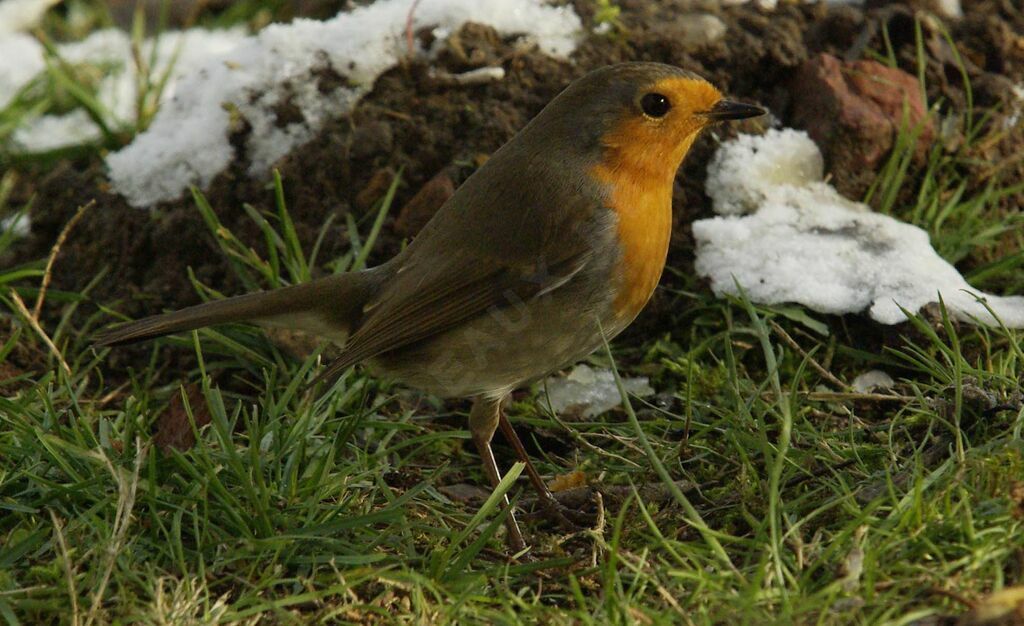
[96,62,765,551]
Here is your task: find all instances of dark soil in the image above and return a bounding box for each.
[4,0,1023,379]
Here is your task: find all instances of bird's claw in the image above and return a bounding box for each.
[529,488,599,532]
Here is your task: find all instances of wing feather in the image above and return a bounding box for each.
[308,248,590,388]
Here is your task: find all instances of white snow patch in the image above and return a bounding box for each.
[694,129,1024,327]
[722,0,778,9]
[1006,83,1024,130]
[544,364,654,419]
[851,370,895,393]
[106,0,582,208]
[1,213,30,238]
[933,0,963,18]
[705,128,828,216]
[14,110,104,151]
[0,0,59,34]
[2,27,248,152]
[0,33,45,109]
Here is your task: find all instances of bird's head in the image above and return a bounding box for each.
[586,63,765,181]
[524,63,765,184]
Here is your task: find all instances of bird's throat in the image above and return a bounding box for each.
[591,154,677,322]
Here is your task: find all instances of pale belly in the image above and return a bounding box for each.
[370,279,669,400]
[369,278,618,398]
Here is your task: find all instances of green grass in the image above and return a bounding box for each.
[2,170,1022,623]
[2,4,1024,625]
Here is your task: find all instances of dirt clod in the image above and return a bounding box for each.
[394,168,455,237]
[355,167,397,211]
[155,383,212,453]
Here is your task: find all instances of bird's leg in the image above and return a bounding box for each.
[468,397,527,552]
[496,410,591,530]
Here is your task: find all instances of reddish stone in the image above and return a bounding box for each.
[790,53,935,197]
[394,169,456,237]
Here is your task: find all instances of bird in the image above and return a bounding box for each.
[94,62,765,551]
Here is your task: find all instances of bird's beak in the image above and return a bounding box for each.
[703,99,766,122]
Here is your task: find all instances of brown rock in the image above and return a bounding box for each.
[649,12,727,51]
[438,483,490,502]
[789,53,935,198]
[349,121,393,161]
[394,169,456,237]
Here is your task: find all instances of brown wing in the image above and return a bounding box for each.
[308,244,592,388]
[306,114,610,389]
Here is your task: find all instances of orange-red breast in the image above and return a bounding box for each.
[96,62,765,551]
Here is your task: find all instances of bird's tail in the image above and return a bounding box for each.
[93,271,377,347]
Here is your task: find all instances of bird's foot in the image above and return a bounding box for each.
[527,486,600,533]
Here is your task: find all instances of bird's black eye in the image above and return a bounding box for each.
[640,92,671,118]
